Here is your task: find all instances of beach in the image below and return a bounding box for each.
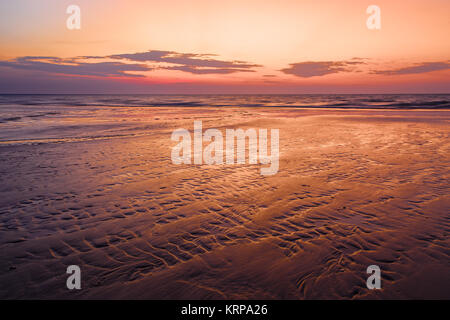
[0,105,449,299]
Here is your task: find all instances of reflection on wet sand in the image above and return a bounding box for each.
[0,107,449,299]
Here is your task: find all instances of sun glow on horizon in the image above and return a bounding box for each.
[0,0,449,93]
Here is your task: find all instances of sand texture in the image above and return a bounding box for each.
[0,107,449,299]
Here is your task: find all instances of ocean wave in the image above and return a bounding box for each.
[0,94,449,109]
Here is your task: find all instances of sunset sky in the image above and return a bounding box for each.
[0,0,449,93]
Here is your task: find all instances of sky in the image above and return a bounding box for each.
[0,0,449,94]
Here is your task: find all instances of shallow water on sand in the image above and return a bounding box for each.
[0,94,449,144]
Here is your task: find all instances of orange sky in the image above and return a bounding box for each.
[0,0,449,93]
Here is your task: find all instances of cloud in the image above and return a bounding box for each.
[0,50,261,77]
[280,59,450,78]
[164,65,256,74]
[280,60,365,78]
[106,50,261,74]
[371,61,450,75]
[0,56,151,78]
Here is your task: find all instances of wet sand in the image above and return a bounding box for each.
[0,107,449,299]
